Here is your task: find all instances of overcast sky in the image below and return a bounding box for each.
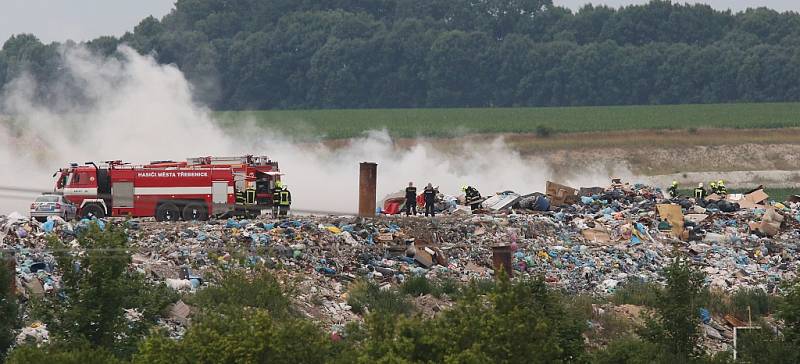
[555,0,800,12]
[0,0,175,44]
[1,0,799,44]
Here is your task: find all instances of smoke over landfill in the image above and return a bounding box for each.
[0,45,628,214]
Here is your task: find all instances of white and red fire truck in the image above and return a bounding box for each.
[53,155,283,221]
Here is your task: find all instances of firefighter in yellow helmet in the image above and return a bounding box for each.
[717,180,727,195]
[278,183,292,216]
[709,181,718,195]
[272,180,283,217]
[667,181,679,198]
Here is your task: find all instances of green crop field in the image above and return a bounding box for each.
[215,102,800,139]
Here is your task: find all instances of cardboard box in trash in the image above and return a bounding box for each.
[581,224,612,244]
[748,207,784,236]
[735,189,769,209]
[656,204,685,239]
[546,181,578,207]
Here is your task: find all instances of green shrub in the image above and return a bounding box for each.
[535,124,554,137]
[400,275,432,297]
[732,288,778,319]
[347,279,411,316]
[611,279,662,307]
[432,278,460,298]
[188,269,294,319]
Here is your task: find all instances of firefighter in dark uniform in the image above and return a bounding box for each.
[404,182,417,216]
[278,185,292,216]
[694,182,707,202]
[272,181,283,217]
[423,183,437,217]
[462,185,482,211]
[667,181,679,198]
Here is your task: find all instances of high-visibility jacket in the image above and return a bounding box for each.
[272,188,282,205]
[245,189,256,204]
[667,185,678,197]
[465,186,481,203]
[694,188,706,200]
[279,190,292,206]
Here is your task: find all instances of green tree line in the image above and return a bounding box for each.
[2,0,800,110]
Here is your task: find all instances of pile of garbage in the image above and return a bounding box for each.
[2,180,800,349]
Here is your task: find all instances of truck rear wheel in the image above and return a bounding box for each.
[81,204,106,219]
[156,202,179,222]
[182,203,208,221]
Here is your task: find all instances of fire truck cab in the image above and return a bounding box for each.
[53,155,282,221]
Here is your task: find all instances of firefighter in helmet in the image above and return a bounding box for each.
[667,181,679,198]
[278,184,292,216]
[717,180,728,195]
[694,182,707,202]
[709,181,718,195]
[462,185,482,212]
[272,181,283,217]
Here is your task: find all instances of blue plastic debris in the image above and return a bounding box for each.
[699,308,711,324]
[43,220,55,233]
[226,219,241,228]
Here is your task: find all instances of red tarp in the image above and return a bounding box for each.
[383,198,405,215]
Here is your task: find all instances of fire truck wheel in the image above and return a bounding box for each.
[156,202,180,222]
[82,204,106,219]
[182,203,208,221]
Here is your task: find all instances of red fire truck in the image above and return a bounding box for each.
[53,155,282,221]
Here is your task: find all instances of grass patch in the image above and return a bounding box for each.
[610,279,662,307]
[347,279,411,316]
[400,275,433,297]
[731,289,778,319]
[700,288,780,322]
[215,102,800,139]
[400,276,462,299]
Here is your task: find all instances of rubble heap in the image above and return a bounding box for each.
[2,181,799,350]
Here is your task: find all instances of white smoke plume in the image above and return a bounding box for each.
[0,45,627,214]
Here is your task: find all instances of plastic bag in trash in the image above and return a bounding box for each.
[43,220,55,233]
[226,218,241,229]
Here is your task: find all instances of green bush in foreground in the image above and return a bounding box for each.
[346,275,588,364]
[188,268,295,319]
[639,257,706,361]
[13,224,177,360]
[611,278,662,307]
[134,310,331,364]
[7,344,123,364]
[0,258,19,361]
[346,279,412,316]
